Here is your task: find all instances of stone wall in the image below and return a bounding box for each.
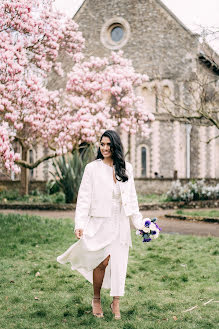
[216,132,219,177]
[190,125,200,177]
[135,178,219,194]
[159,120,175,177]
[1,178,219,195]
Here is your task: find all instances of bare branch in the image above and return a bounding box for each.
[157,71,219,130]
[15,152,57,169]
[207,134,219,144]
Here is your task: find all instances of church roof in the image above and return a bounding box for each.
[155,0,194,36]
[73,0,218,62]
[73,0,195,37]
[73,0,85,17]
[199,43,219,75]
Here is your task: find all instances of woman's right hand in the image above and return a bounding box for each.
[75,229,83,239]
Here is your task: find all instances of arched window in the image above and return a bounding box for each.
[141,86,156,113]
[137,144,150,177]
[141,146,147,177]
[160,81,174,113]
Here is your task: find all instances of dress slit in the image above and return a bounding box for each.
[95,254,110,268]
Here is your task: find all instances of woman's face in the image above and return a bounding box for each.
[100,136,112,159]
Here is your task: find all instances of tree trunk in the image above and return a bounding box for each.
[20,147,29,195]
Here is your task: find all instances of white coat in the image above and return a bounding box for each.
[74,159,143,246]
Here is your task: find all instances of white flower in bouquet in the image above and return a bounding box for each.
[149,222,157,231]
[143,227,150,233]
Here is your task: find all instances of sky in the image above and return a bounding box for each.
[54,0,219,53]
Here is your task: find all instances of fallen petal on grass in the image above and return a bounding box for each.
[203,299,214,305]
[182,305,198,313]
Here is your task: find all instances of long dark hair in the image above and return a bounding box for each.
[96,130,128,182]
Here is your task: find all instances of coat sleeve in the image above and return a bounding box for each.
[74,164,92,230]
[128,164,144,230]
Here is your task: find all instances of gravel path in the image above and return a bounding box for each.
[1,207,219,237]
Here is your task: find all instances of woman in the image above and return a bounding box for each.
[57,130,143,320]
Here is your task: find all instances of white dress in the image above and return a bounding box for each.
[57,164,129,296]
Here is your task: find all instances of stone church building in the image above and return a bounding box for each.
[1,0,218,190]
[72,0,219,180]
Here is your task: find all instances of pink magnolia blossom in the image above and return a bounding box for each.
[0,122,20,173]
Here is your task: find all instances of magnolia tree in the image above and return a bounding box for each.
[0,0,155,194]
[0,0,84,193]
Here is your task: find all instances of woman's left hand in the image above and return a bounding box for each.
[75,229,83,239]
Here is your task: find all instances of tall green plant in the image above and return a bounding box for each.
[50,145,95,203]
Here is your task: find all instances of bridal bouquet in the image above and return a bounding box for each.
[136,217,161,242]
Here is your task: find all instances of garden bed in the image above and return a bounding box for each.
[165,214,219,223]
[0,202,75,210]
[139,199,219,210]
[165,209,219,223]
[0,199,218,210]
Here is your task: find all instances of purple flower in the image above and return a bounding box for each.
[145,220,151,227]
[143,238,152,242]
[151,231,157,235]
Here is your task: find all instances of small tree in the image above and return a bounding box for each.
[159,73,219,142]
[50,145,95,203]
[157,23,219,142]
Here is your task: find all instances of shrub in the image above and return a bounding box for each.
[46,180,60,195]
[50,145,95,203]
[166,180,219,202]
[0,189,20,201]
[30,189,41,196]
[52,192,65,204]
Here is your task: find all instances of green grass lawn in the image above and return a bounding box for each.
[176,209,219,218]
[0,213,218,329]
